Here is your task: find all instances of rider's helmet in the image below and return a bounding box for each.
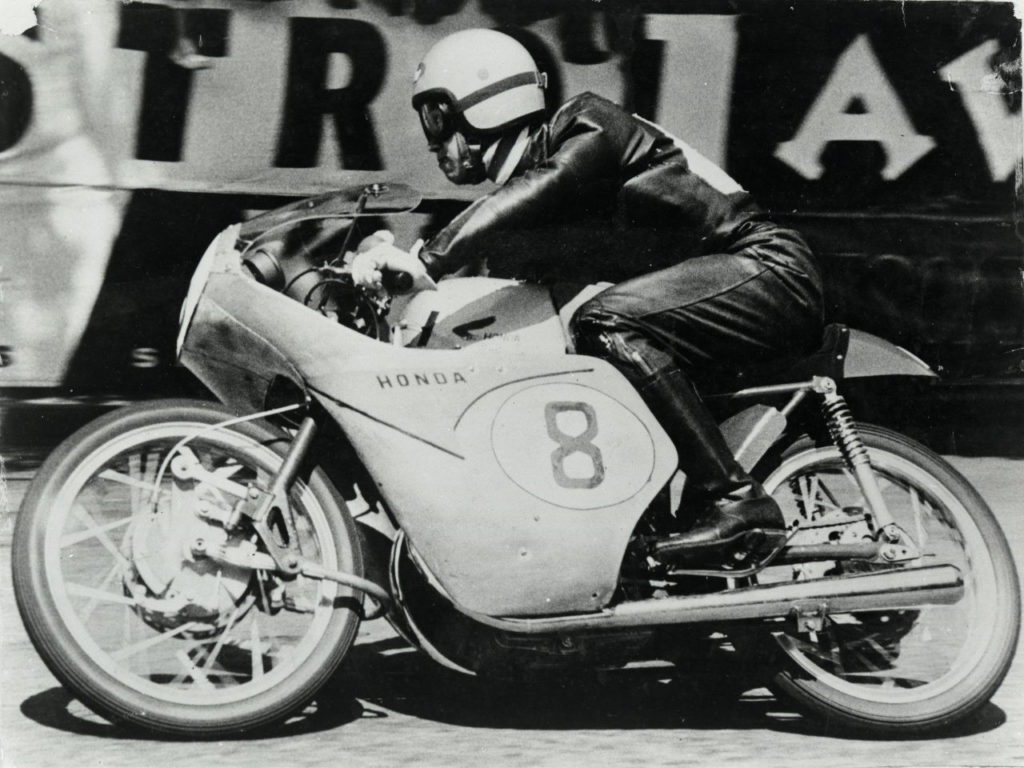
[412,29,547,182]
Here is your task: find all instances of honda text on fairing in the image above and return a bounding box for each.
[12,184,1019,737]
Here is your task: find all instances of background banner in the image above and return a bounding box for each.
[0,0,1020,395]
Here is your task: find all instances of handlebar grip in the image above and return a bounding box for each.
[381,270,415,294]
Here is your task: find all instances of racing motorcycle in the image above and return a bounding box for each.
[13,183,1019,738]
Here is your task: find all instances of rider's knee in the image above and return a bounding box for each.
[569,298,619,357]
[570,301,675,379]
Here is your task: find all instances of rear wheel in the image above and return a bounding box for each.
[756,425,1019,734]
[13,399,362,737]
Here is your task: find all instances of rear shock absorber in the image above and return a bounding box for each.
[816,378,898,534]
[822,390,870,468]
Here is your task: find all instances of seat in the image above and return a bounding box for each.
[699,324,851,396]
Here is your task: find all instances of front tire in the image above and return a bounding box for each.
[12,399,363,737]
[756,425,1019,734]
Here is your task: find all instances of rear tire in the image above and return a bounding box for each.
[757,425,1019,735]
[13,399,363,737]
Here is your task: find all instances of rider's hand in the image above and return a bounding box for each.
[355,230,395,254]
[351,238,437,294]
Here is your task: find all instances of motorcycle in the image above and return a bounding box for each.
[13,183,1020,738]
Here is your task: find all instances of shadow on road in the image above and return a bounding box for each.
[337,637,1010,741]
[20,684,365,742]
[18,636,1009,742]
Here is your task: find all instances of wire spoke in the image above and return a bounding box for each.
[201,601,248,674]
[110,622,200,661]
[61,515,132,548]
[799,476,816,518]
[817,477,844,509]
[99,469,168,498]
[140,449,161,511]
[175,649,215,690]
[80,561,125,621]
[198,463,249,507]
[65,581,137,607]
[863,634,897,664]
[911,486,928,551]
[128,453,142,512]
[169,642,208,687]
[250,617,265,680]
[71,505,130,568]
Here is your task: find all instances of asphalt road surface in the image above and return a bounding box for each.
[2,456,1023,768]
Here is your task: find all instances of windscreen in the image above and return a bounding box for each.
[237,183,422,243]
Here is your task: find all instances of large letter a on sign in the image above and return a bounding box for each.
[775,36,935,180]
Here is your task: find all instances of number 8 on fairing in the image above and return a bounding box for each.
[544,401,605,489]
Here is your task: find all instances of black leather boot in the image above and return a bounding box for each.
[636,368,786,566]
[651,483,786,565]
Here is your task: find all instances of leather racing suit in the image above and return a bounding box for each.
[419,92,824,557]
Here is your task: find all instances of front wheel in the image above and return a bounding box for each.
[756,425,1019,735]
[12,399,363,737]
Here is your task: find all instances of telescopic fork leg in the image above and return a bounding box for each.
[224,416,318,575]
[219,415,391,615]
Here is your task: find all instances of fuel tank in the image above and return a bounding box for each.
[392,277,571,352]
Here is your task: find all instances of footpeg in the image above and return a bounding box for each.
[730,529,767,564]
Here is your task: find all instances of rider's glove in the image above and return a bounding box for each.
[350,232,436,294]
[355,230,396,254]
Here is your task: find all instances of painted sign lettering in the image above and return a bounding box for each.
[775,36,937,180]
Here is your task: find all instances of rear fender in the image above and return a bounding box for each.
[844,329,937,379]
[717,329,936,471]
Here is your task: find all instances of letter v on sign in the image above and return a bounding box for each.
[775,35,936,180]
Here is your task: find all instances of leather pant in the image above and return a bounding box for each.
[570,223,824,499]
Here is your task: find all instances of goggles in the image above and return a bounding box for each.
[417,100,461,148]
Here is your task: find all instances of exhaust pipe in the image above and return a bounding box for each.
[466,565,963,635]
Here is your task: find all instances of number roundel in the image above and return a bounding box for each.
[491,383,656,510]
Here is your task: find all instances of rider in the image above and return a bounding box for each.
[351,29,824,566]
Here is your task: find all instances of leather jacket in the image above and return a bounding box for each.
[419,92,769,284]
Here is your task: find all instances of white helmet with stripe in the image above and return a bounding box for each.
[412,29,547,139]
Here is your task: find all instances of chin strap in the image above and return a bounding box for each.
[452,133,486,184]
[483,126,531,185]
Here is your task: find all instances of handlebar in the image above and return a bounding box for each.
[319,263,416,296]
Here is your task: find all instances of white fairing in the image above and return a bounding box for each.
[182,263,677,617]
[317,349,678,617]
[368,279,675,615]
[176,225,240,357]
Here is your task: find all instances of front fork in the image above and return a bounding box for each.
[226,416,319,576]
[179,414,391,615]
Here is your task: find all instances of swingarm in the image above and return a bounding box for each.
[725,375,921,558]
